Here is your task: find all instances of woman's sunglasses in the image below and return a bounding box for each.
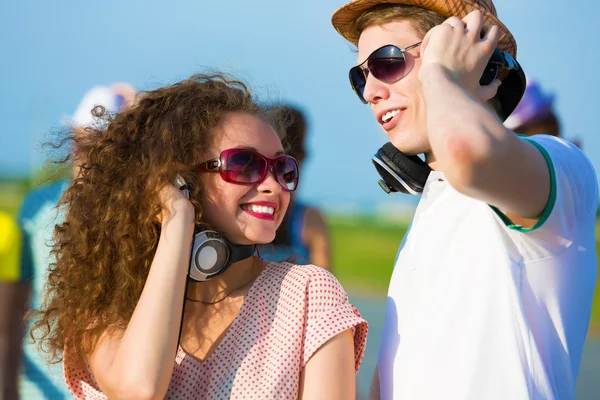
[199,148,299,192]
[349,42,511,104]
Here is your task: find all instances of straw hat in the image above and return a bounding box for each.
[331,0,517,57]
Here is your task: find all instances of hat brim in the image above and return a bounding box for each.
[331,0,517,58]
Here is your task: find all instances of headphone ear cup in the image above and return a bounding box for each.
[187,230,255,282]
[480,48,526,121]
[372,142,431,195]
[189,231,230,282]
[494,66,526,121]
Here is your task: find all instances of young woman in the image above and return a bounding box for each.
[31,74,367,400]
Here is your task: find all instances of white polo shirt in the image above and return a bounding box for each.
[377,135,598,400]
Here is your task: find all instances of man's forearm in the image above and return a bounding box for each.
[420,64,512,192]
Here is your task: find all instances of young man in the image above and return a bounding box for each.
[1,83,136,399]
[331,1,597,399]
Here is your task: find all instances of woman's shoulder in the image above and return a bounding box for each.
[257,263,368,372]
[261,261,337,282]
[258,261,348,302]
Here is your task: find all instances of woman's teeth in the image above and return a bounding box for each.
[242,205,275,215]
[382,109,400,123]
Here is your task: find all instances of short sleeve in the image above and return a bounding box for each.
[63,341,107,400]
[525,135,598,235]
[490,135,598,234]
[301,268,368,372]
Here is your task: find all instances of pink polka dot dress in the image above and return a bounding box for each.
[64,262,368,399]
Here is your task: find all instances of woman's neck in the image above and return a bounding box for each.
[186,255,264,303]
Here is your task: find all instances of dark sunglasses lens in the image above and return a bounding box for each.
[368,57,406,83]
[225,150,266,183]
[349,67,367,103]
[275,157,299,191]
[480,64,499,86]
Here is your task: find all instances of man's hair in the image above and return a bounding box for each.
[354,4,447,40]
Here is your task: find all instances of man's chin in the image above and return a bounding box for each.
[389,139,426,156]
[384,127,427,155]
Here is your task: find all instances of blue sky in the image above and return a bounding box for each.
[1,0,599,213]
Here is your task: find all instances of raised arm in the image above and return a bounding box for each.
[420,11,550,226]
[87,184,194,400]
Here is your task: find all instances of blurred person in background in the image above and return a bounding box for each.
[259,105,332,271]
[3,83,136,399]
[331,0,598,399]
[0,211,25,400]
[504,76,583,148]
[29,73,367,400]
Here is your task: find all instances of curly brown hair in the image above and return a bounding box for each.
[30,73,278,364]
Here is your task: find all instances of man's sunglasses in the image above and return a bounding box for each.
[349,42,520,106]
[350,42,422,104]
[199,148,299,192]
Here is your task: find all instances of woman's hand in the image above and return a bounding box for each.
[158,182,195,228]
